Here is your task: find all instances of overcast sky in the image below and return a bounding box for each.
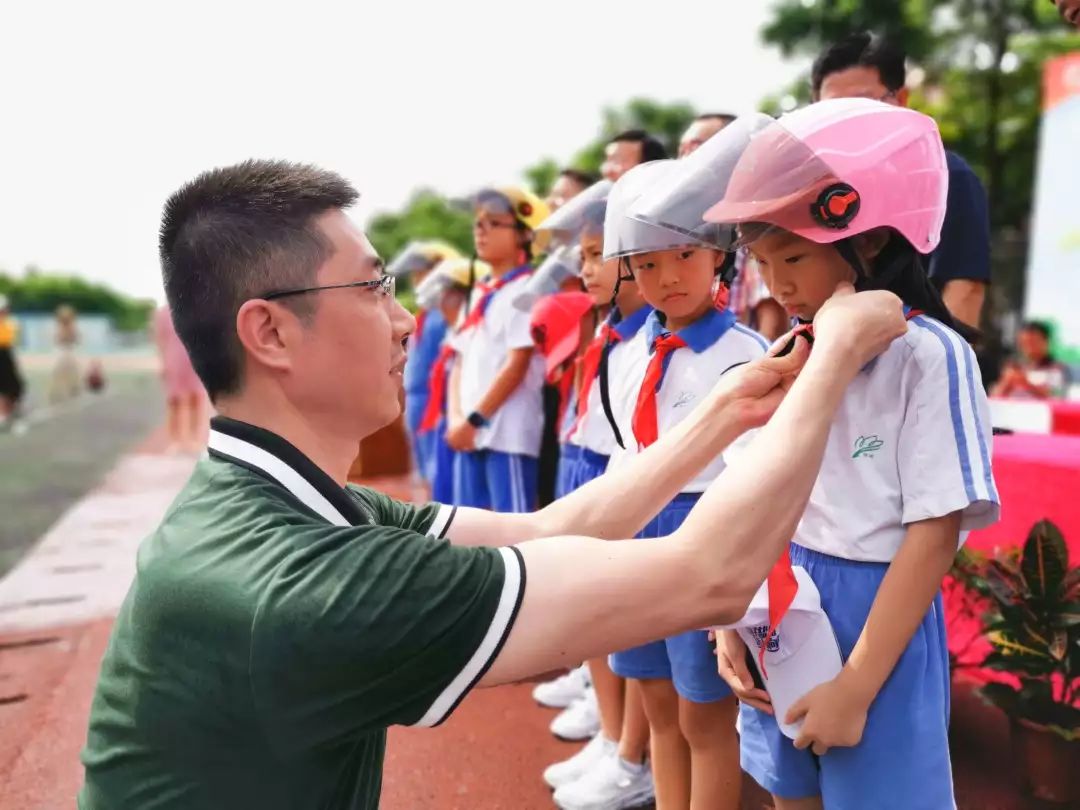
[1,0,808,301]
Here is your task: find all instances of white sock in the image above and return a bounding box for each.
[617,756,648,774]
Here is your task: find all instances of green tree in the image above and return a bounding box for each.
[366,189,475,266]
[523,157,561,197]
[0,269,154,332]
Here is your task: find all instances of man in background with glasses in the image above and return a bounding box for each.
[79,158,910,810]
[812,31,992,331]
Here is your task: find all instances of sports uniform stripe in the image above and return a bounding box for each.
[426,504,457,539]
[911,317,977,503]
[936,320,998,504]
[733,323,769,352]
[413,545,526,727]
[958,333,998,503]
[208,431,350,526]
[510,454,524,512]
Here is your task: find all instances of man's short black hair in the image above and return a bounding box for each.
[811,31,907,98]
[159,159,359,402]
[609,129,668,162]
[696,112,737,126]
[559,168,600,188]
[1021,320,1052,341]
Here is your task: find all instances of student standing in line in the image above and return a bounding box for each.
[446,186,550,512]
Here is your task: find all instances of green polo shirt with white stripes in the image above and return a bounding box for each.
[79,417,524,810]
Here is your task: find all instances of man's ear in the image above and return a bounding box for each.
[234,299,297,375]
[896,86,911,107]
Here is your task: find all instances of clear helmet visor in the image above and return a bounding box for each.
[535,179,613,249]
[511,244,582,312]
[414,272,451,311]
[603,160,717,261]
[387,242,435,277]
[629,113,776,252]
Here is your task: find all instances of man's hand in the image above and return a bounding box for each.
[714,629,773,713]
[812,283,907,369]
[713,334,811,431]
[445,420,478,452]
[788,675,870,756]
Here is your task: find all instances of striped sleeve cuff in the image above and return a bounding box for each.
[426,504,457,540]
[410,546,526,727]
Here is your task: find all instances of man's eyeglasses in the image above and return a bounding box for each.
[262,274,396,301]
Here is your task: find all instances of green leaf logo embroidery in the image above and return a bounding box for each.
[852,435,885,459]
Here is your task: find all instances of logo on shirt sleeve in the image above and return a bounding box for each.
[852,435,885,459]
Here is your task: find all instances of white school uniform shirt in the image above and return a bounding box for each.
[789,313,1000,563]
[454,268,546,457]
[566,305,654,456]
[606,308,768,493]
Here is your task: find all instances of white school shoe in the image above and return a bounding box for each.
[543,733,615,790]
[553,751,655,810]
[533,664,590,709]
[550,686,601,741]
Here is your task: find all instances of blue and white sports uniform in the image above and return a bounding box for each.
[403,308,448,479]
[738,314,999,809]
[452,268,545,512]
[557,305,654,499]
[607,308,766,702]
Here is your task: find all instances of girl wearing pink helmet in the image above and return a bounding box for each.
[634,99,999,809]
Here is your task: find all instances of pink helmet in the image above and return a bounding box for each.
[704,99,948,254]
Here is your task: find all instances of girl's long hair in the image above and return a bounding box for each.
[838,233,980,343]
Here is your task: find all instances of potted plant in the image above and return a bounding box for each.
[956,520,1080,802]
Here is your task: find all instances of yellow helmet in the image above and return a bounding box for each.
[434,256,491,288]
[387,240,463,277]
[474,186,551,232]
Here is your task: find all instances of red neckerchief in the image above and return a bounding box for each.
[631,332,688,449]
[418,344,455,434]
[458,265,533,334]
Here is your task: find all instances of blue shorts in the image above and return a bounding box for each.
[426,420,456,505]
[739,543,953,808]
[563,445,609,493]
[609,493,732,704]
[555,443,582,500]
[452,449,537,513]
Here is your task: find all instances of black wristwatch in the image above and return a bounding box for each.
[467,411,489,429]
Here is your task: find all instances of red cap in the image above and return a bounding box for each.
[529,292,594,379]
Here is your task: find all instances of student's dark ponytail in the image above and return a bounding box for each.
[838,234,980,344]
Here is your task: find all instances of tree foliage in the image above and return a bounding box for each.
[0,268,155,332]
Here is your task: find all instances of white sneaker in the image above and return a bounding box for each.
[543,733,615,790]
[533,664,590,709]
[550,687,600,741]
[553,751,655,810]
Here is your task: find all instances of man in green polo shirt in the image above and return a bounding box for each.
[79,160,906,809]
